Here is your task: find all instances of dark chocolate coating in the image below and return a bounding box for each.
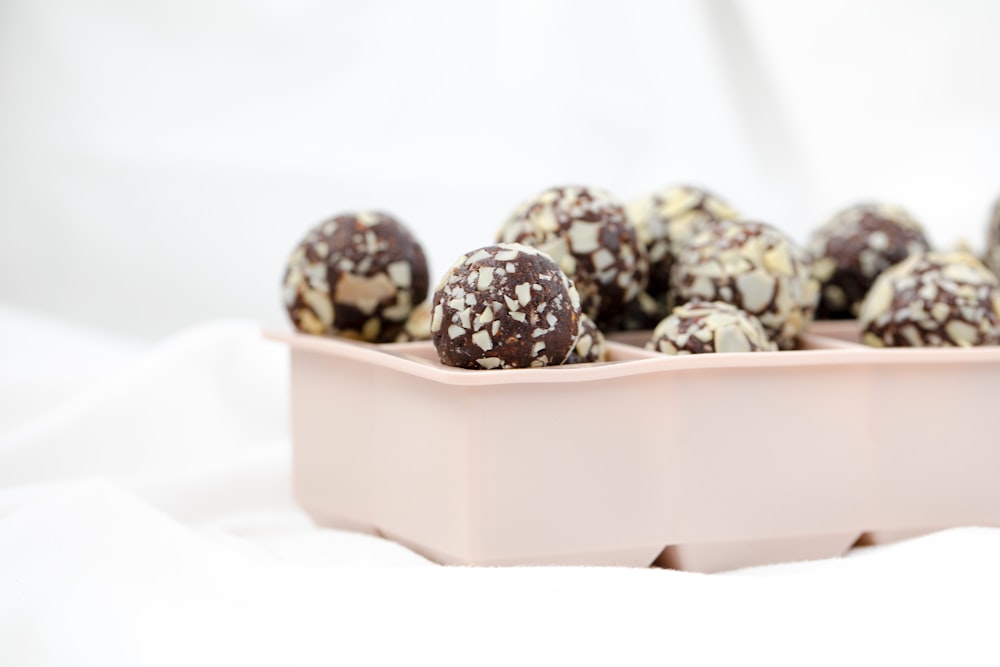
[431,244,582,370]
[628,185,738,310]
[809,203,930,319]
[646,300,776,355]
[607,289,668,332]
[671,220,819,349]
[859,251,1000,347]
[497,186,648,329]
[283,212,429,342]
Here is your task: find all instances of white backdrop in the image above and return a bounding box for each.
[4,5,1000,663]
[1,0,999,339]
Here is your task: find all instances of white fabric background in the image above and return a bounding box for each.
[3,2,1000,663]
[3,314,1000,666]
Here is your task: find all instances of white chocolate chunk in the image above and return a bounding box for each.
[763,244,794,276]
[714,326,751,353]
[494,248,521,262]
[477,267,495,290]
[334,272,397,315]
[466,248,492,263]
[568,221,601,253]
[515,283,532,306]
[945,320,978,345]
[297,309,324,334]
[386,261,412,288]
[472,330,494,351]
[430,304,444,332]
[534,207,559,233]
[302,290,334,327]
[736,271,776,313]
[868,231,889,251]
[593,248,616,271]
[361,317,381,340]
[930,302,950,322]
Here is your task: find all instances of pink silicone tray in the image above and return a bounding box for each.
[265,320,1000,572]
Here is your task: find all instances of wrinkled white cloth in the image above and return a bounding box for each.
[2,314,1000,666]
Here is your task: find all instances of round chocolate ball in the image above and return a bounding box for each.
[809,203,931,319]
[646,300,777,355]
[283,212,429,342]
[497,186,648,328]
[986,196,1000,278]
[628,185,738,301]
[430,244,582,370]
[564,313,608,365]
[859,251,1000,347]
[672,220,819,349]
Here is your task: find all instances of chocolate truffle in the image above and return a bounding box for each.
[628,185,739,302]
[283,212,429,342]
[809,203,931,319]
[672,220,819,349]
[646,300,777,355]
[859,251,1000,347]
[497,186,648,328]
[430,244,582,369]
[986,196,1000,278]
[564,313,608,364]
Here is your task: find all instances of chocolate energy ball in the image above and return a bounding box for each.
[628,184,739,300]
[564,313,608,365]
[430,244,582,370]
[809,203,931,319]
[672,220,819,349]
[859,251,1000,347]
[986,196,1000,278]
[496,186,648,328]
[646,300,777,355]
[283,212,429,342]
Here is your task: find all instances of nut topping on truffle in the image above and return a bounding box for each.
[628,185,738,296]
[564,313,608,364]
[671,220,819,349]
[859,251,1000,347]
[986,196,1000,278]
[431,244,582,369]
[497,186,648,328]
[809,203,931,319]
[283,212,429,342]
[646,300,777,355]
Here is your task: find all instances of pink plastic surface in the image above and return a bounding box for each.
[265,320,1000,572]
